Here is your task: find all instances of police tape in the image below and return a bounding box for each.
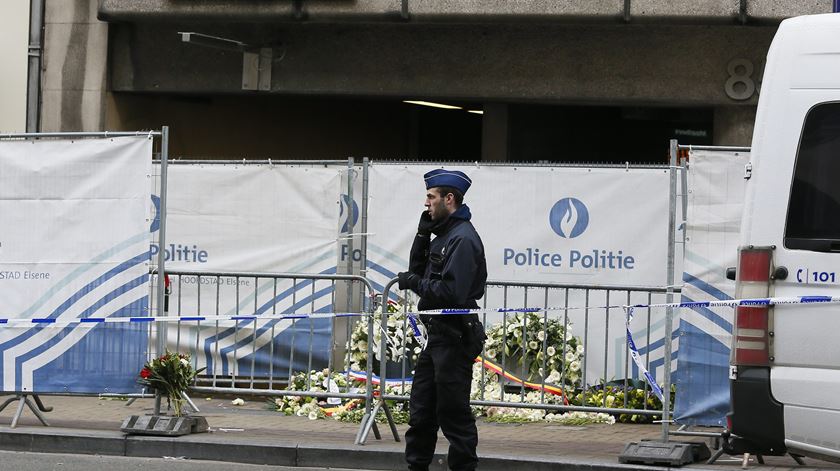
[3,294,839,326]
[620,295,840,402]
[406,294,840,403]
[4,294,834,405]
[624,305,664,402]
[400,294,840,317]
[0,312,367,326]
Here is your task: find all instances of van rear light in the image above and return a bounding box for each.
[737,250,772,282]
[734,306,770,365]
[732,247,773,367]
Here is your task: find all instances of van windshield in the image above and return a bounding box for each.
[785,102,840,252]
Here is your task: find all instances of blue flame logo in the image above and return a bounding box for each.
[340,194,360,233]
[150,194,161,233]
[549,198,589,238]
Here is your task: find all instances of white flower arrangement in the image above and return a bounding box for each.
[272,368,413,424]
[470,364,615,425]
[483,311,584,387]
[348,298,425,372]
[544,411,616,425]
[273,369,354,418]
[271,307,661,426]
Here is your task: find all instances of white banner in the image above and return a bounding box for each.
[0,136,152,392]
[156,163,342,377]
[675,148,748,425]
[153,162,674,383]
[366,164,671,288]
[156,164,340,274]
[363,164,673,384]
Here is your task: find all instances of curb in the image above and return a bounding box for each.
[0,426,708,471]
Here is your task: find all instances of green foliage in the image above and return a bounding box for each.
[138,350,206,416]
[570,384,676,423]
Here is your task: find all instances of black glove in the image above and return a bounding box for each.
[417,211,435,237]
[397,271,420,291]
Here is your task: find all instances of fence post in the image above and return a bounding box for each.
[360,157,370,308]
[378,282,389,412]
[661,139,679,442]
[154,126,170,414]
[362,275,376,424]
[346,158,355,313]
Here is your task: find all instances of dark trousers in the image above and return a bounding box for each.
[405,339,478,471]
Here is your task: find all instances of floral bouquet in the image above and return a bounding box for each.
[139,351,206,416]
[272,369,411,424]
[348,298,424,375]
[572,383,675,423]
[484,311,583,387]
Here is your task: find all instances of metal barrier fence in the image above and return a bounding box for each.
[0,130,170,426]
[156,268,680,445]
[355,278,680,443]
[159,270,380,409]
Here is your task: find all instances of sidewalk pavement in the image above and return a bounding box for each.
[0,394,835,471]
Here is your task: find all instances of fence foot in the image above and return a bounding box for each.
[706,446,727,465]
[125,387,147,406]
[31,394,53,413]
[0,396,18,412]
[354,411,372,445]
[2,394,51,428]
[789,453,805,465]
[380,398,401,442]
[355,398,400,445]
[355,399,383,445]
[182,392,200,414]
[372,420,382,440]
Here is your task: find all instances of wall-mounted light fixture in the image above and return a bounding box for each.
[403,100,462,110]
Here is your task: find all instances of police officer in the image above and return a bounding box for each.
[398,169,487,471]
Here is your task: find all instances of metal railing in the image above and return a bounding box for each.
[160,270,377,405]
[153,269,680,445]
[355,277,680,443]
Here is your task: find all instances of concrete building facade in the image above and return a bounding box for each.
[0,0,31,133]
[39,1,834,162]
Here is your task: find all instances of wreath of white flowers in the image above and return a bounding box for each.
[483,311,584,387]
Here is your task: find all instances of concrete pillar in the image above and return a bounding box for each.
[481,103,509,162]
[41,0,108,132]
[0,0,29,132]
[713,106,757,147]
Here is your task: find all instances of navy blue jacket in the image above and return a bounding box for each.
[408,205,487,329]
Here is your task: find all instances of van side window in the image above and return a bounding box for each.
[785,102,840,251]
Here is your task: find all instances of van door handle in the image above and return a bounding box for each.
[772,266,788,280]
[726,267,736,280]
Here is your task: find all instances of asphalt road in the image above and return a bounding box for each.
[0,450,371,471]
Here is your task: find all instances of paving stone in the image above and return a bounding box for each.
[0,395,833,470]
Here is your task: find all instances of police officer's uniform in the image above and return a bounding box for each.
[398,169,487,471]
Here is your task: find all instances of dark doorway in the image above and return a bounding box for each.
[507,104,713,164]
[408,103,483,162]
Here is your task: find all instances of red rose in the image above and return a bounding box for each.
[140,368,152,379]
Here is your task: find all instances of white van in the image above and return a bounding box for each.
[727,13,840,464]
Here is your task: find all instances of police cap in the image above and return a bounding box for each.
[423,169,472,195]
